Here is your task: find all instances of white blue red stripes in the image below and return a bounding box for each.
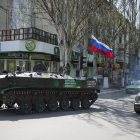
[90,36,114,59]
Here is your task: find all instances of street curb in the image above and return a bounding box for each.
[99,89,126,95]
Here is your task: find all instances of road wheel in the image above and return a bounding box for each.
[5,104,13,109]
[134,105,140,114]
[48,99,58,111]
[71,99,80,110]
[34,99,46,113]
[81,97,90,109]
[60,99,69,110]
[0,101,3,108]
[5,93,16,106]
[19,100,32,115]
[89,93,98,105]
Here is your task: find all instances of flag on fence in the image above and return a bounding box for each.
[90,35,114,59]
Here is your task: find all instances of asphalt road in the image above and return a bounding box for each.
[0,91,140,140]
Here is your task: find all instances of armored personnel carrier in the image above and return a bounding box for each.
[0,65,99,114]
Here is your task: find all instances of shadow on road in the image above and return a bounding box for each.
[76,93,140,138]
[0,106,107,122]
[0,91,139,138]
[99,91,137,100]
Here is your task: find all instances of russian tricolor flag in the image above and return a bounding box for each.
[90,36,114,59]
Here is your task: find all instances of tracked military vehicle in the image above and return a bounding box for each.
[0,64,99,114]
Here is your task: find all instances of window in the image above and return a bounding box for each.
[11,30,15,35]
[56,15,61,24]
[11,35,15,40]
[2,31,6,36]
[119,36,122,44]
[0,27,58,45]
[20,34,24,40]
[15,29,20,35]
[122,34,124,44]
[53,62,59,73]
[6,30,11,41]
[15,29,20,40]
[44,61,51,72]
[3,36,6,41]
[20,29,23,34]
[19,61,28,71]
[7,60,16,72]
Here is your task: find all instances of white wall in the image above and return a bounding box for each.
[0,40,58,55]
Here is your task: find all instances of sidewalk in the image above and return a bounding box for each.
[99,88,125,95]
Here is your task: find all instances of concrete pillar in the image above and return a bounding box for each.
[51,61,53,72]
[31,60,35,71]
[4,59,7,71]
[16,59,19,66]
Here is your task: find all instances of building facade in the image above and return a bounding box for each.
[1,0,137,88]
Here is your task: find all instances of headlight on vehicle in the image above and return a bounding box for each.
[135,95,140,102]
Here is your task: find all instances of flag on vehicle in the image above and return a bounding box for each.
[90,35,114,59]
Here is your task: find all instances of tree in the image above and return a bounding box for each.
[88,0,138,86]
[119,0,138,85]
[89,0,127,80]
[127,0,139,81]
[34,0,103,74]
